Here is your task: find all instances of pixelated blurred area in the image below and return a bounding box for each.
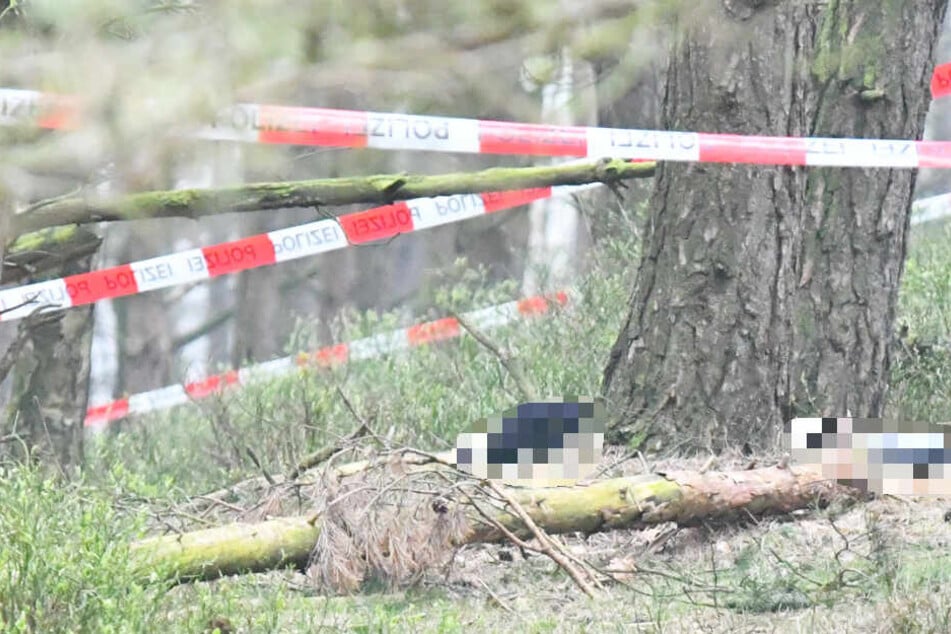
[785,417,951,495]
[454,396,606,486]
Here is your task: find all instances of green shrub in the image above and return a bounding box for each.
[0,463,162,633]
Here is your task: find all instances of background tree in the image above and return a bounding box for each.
[0,0,672,468]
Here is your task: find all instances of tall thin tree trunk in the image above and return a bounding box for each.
[603,1,948,452]
[174,143,243,378]
[522,49,598,294]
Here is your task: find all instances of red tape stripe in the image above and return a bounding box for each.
[313,343,350,367]
[932,62,951,100]
[338,202,414,244]
[916,141,951,168]
[85,399,129,426]
[184,370,239,399]
[482,188,552,213]
[478,121,587,156]
[698,134,808,166]
[407,317,461,345]
[258,105,368,147]
[517,296,552,315]
[202,235,276,277]
[65,265,139,305]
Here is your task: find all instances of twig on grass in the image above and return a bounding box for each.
[245,447,277,486]
[477,577,517,614]
[194,495,246,515]
[473,479,600,599]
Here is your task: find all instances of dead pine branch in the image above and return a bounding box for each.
[287,422,372,481]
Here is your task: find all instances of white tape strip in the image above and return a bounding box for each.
[585,128,701,161]
[365,112,481,153]
[237,356,295,384]
[0,278,71,320]
[465,301,521,331]
[130,249,210,292]
[408,193,487,230]
[128,385,189,415]
[349,329,411,361]
[268,219,348,263]
[805,139,920,168]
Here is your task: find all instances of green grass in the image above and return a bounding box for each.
[0,463,162,633]
[890,221,951,422]
[3,218,951,633]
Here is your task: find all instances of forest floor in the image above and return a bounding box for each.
[2,218,951,632]
[146,449,951,633]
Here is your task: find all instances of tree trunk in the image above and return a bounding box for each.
[4,277,94,472]
[131,463,846,584]
[603,1,948,452]
[1,181,96,471]
[113,221,177,395]
[231,216,291,367]
[522,49,591,295]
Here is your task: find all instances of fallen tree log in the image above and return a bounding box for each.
[131,464,847,583]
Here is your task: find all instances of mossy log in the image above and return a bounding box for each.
[2,225,101,283]
[10,159,655,239]
[131,464,844,583]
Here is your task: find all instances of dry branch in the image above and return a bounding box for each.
[10,159,655,239]
[479,479,600,598]
[453,310,537,400]
[131,463,849,584]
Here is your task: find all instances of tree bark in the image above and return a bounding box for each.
[3,278,94,472]
[603,1,948,452]
[130,463,847,584]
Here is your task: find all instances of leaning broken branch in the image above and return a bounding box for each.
[10,159,655,239]
[130,463,850,584]
[453,310,537,400]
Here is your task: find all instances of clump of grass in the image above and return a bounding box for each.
[899,222,951,342]
[0,462,162,633]
[890,221,951,422]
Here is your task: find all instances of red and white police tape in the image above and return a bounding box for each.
[83,290,570,427]
[0,183,597,322]
[0,179,946,323]
[7,80,951,168]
